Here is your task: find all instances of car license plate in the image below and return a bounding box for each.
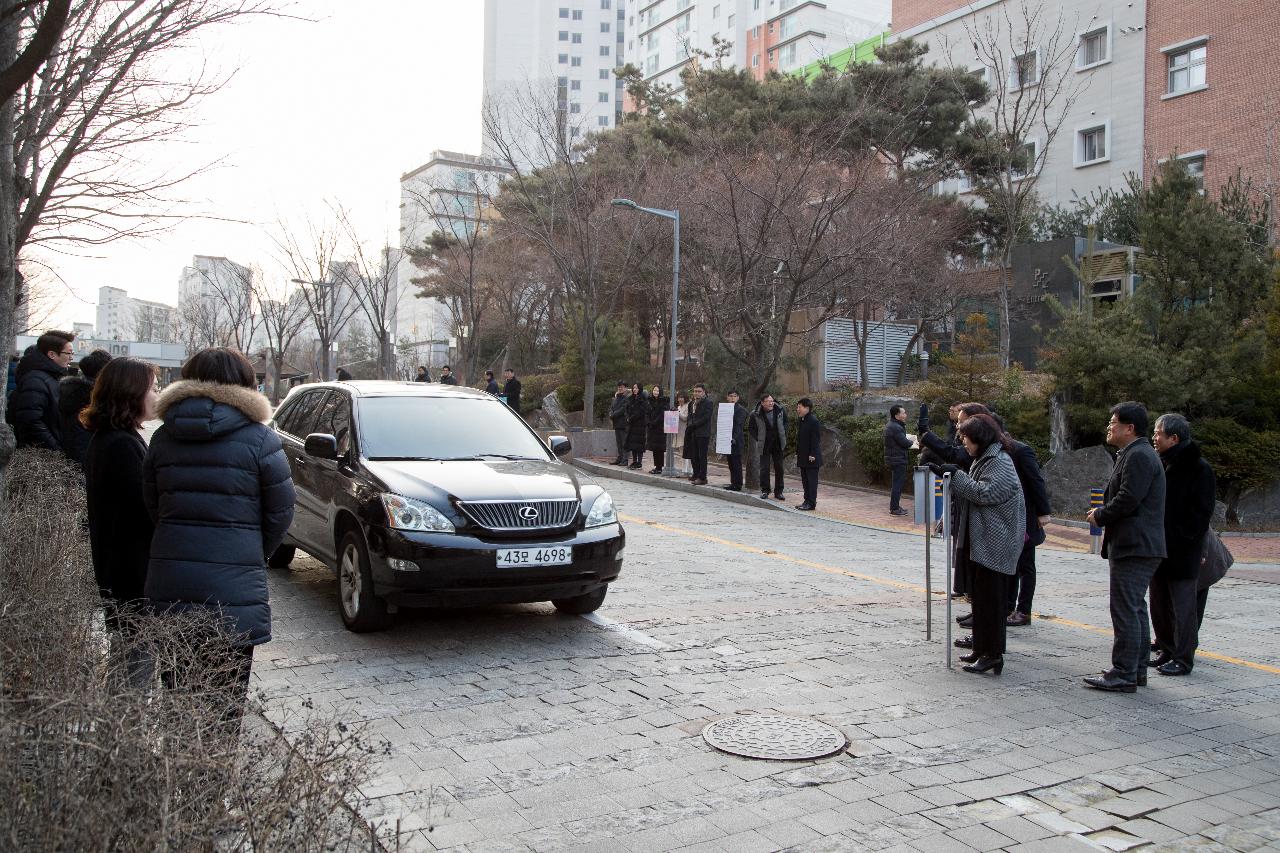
[496,546,572,567]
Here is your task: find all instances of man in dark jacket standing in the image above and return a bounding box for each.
[1149,413,1215,676]
[749,394,787,500]
[59,348,112,469]
[502,368,521,413]
[1005,437,1051,627]
[438,365,458,385]
[684,383,712,485]
[723,390,749,491]
[884,405,913,516]
[795,398,822,510]
[13,330,75,451]
[608,381,629,465]
[1084,402,1167,692]
[484,370,500,396]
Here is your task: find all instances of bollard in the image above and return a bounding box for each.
[914,467,933,640]
[943,472,953,669]
[1089,487,1104,554]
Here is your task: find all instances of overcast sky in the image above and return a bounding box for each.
[34,1,484,329]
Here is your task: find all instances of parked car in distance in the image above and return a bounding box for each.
[268,381,624,632]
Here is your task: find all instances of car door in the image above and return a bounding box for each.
[278,389,328,554]
[305,389,354,565]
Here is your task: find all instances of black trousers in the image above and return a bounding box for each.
[889,463,906,511]
[1150,572,1200,669]
[1108,555,1161,682]
[1007,541,1037,614]
[800,467,819,506]
[728,447,743,488]
[759,443,784,496]
[1196,587,1210,628]
[630,449,643,465]
[613,428,627,461]
[651,449,664,469]
[971,560,1010,657]
[690,437,709,481]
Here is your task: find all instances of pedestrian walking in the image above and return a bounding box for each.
[609,381,630,465]
[884,405,913,516]
[1084,402,1167,693]
[929,413,1025,675]
[502,368,521,412]
[59,348,112,470]
[749,394,787,500]
[82,357,159,687]
[646,384,670,473]
[673,392,691,475]
[484,370,500,396]
[12,329,75,451]
[624,382,647,468]
[722,390,748,491]
[144,347,295,723]
[1149,413,1215,677]
[795,398,822,510]
[414,366,429,382]
[438,365,458,385]
[684,384,712,485]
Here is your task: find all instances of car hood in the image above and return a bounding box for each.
[363,458,586,503]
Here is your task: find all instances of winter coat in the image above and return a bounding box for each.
[948,442,1025,575]
[646,395,670,453]
[1010,440,1051,548]
[748,404,787,452]
[625,393,648,451]
[438,374,458,385]
[58,374,95,469]
[884,418,913,467]
[609,392,629,429]
[1096,439,1167,561]
[684,397,713,449]
[1157,440,1216,580]
[12,346,66,450]
[673,402,688,451]
[502,376,522,412]
[85,428,153,605]
[723,402,748,453]
[143,381,295,646]
[485,379,500,395]
[796,412,823,469]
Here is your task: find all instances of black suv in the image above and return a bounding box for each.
[269,381,624,632]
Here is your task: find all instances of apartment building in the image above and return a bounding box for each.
[95,285,177,343]
[482,0,626,164]
[623,0,888,95]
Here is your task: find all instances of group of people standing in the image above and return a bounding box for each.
[412,364,522,411]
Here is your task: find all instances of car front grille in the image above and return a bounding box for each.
[457,499,579,532]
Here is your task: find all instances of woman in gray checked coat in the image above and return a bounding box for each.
[930,413,1025,675]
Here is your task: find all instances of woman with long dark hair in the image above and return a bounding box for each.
[624,382,648,469]
[82,357,159,684]
[645,384,670,474]
[144,347,295,719]
[930,413,1025,675]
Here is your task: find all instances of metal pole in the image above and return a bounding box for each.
[663,211,680,476]
[943,472,953,669]
[925,473,933,641]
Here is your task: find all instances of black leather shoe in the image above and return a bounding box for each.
[1150,652,1173,668]
[889,508,909,516]
[724,485,742,491]
[958,652,980,663]
[955,612,972,624]
[1101,668,1147,686]
[760,492,769,499]
[954,635,972,649]
[963,655,1003,675]
[1084,674,1137,693]
[1157,660,1191,676]
[1006,611,1031,627]
[796,503,815,511]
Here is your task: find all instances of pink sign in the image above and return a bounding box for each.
[663,410,680,434]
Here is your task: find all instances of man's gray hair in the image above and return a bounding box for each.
[1156,413,1191,443]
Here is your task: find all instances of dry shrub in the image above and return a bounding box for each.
[0,449,393,851]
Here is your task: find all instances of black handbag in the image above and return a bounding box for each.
[1198,529,1234,591]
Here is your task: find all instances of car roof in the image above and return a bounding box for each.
[289,380,495,401]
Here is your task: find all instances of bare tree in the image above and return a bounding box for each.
[947,0,1086,365]
[336,209,402,380]
[254,277,309,403]
[273,216,359,382]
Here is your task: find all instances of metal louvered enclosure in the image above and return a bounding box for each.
[822,319,918,388]
[457,499,580,533]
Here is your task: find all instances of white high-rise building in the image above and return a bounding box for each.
[622,0,888,94]
[95,285,177,343]
[482,0,627,165]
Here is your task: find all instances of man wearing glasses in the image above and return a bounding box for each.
[12,329,76,451]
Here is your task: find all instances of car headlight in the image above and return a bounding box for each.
[380,494,456,533]
[584,492,617,528]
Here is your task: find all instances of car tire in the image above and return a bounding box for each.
[267,545,296,569]
[337,529,390,633]
[552,586,608,615]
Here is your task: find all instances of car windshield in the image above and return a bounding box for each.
[358,396,551,461]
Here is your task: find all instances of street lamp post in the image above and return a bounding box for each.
[612,198,681,476]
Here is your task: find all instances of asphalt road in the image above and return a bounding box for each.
[255,476,1280,852]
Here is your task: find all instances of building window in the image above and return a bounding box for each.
[601,0,611,7]
[752,53,759,67]
[557,76,568,87]
[1167,43,1206,94]
[1180,152,1207,191]
[559,30,568,41]
[571,56,582,66]
[570,102,581,114]
[598,91,609,102]
[780,15,797,38]
[780,0,797,8]
[599,45,610,56]
[754,0,760,8]
[572,9,582,19]
[781,43,797,66]
[753,25,761,38]
[570,79,581,90]
[1076,123,1108,166]
[598,115,610,126]
[1090,279,1124,303]
[558,53,568,64]
[559,7,569,17]
[767,49,775,62]
[647,54,659,73]
[1078,26,1109,68]
[712,4,720,17]
[676,13,689,34]
[600,68,611,79]
[600,22,610,32]
[728,14,734,28]
[1011,140,1037,180]
[677,0,691,9]
[1011,50,1038,89]
[572,33,582,43]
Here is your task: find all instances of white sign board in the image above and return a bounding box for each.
[715,403,735,455]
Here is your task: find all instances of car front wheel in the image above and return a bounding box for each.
[337,529,390,632]
[552,586,608,615]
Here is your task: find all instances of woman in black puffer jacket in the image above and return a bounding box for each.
[624,382,648,469]
[144,347,295,717]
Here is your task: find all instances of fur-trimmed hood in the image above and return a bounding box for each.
[155,380,272,441]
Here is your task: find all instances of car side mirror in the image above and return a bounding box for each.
[548,435,572,457]
[304,433,339,460]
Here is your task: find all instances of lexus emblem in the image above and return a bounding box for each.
[518,506,540,521]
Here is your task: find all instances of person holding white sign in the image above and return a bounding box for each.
[722,390,749,491]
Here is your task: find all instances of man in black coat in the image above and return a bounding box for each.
[13,330,75,451]
[1005,438,1051,626]
[722,390,749,491]
[1149,413,1216,676]
[502,368,522,413]
[608,381,629,465]
[1084,401,1167,693]
[684,383,712,485]
[59,348,112,470]
[795,397,822,510]
[749,394,787,500]
[884,405,913,516]
[438,365,459,385]
[485,370,500,396]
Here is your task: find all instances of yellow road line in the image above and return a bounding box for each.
[620,512,1280,676]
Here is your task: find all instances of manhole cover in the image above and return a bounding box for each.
[702,715,847,760]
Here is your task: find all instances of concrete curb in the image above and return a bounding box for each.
[571,458,791,514]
